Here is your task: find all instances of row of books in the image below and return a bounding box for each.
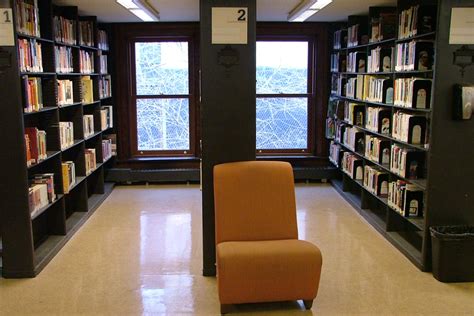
[55,45,73,73]
[81,76,95,103]
[62,161,76,194]
[363,165,389,197]
[103,134,117,156]
[22,76,43,113]
[390,144,424,180]
[388,180,423,217]
[366,107,391,134]
[99,54,108,74]
[333,29,348,50]
[28,174,55,217]
[58,79,74,106]
[344,102,365,126]
[99,75,112,99]
[98,30,109,51]
[398,5,436,40]
[83,115,95,138]
[25,127,47,166]
[329,141,340,166]
[58,121,75,150]
[342,152,363,180]
[18,39,43,73]
[54,15,76,45]
[347,24,362,48]
[342,126,364,153]
[367,46,393,73]
[79,50,95,74]
[365,135,390,165]
[370,13,396,43]
[85,148,97,175]
[101,105,113,130]
[15,0,41,37]
[79,21,94,47]
[102,139,113,162]
[392,112,427,145]
[395,41,433,72]
[347,52,366,73]
[394,78,431,109]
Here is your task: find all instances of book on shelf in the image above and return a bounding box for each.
[58,121,74,149]
[365,135,391,165]
[343,126,365,153]
[83,114,95,138]
[398,5,437,39]
[28,184,48,216]
[32,173,56,203]
[342,152,363,180]
[348,24,363,47]
[331,74,347,96]
[22,76,43,113]
[24,127,47,165]
[344,102,365,126]
[363,165,389,197]
[81,76,94,103]
[365,76,393,103]
[392,112,427,145]
[79,50,95,74]
[388,180,423,217]
[331,52,347,72]
[15,0,41,37]
[102,134,117,156]
[98,30,109,50]
[55,45,74,73]
[99,52,108,74]
[335,121,346,143]
[367,46,393,73]
[370,12,397,43]
[395,41,433,72]
[79,20,94,47]
[390,144,425,179]
[327,98,344,119]
[366,107,391,134]
[18,38,43,72]
[85,148,97,174]
[57,79,74,106]
[333,29,347,49]
[100,105,113,130]
[329,141,342,166]
[61,161,76,194]
[99,75,112,98]
[347,51,366,73]
[453,84,474,120]
[102,139,113,162]
[54,15,77,45]
[326,118,336,139]
[394,78,432,109]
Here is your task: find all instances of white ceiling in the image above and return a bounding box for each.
[52,0,396,23]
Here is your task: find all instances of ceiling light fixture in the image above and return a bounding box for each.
[116,0,160,22]
[288,0,333,22]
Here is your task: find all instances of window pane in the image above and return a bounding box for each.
[137,98,190,151]
[135,42,189,95]
[256,98,308,150]
[256,41,308,94]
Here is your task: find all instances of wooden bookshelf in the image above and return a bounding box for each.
[0,0,115,278]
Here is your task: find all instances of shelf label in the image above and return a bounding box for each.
[212,7,248,44]
[449,8,474,44]
[0,8,14,46]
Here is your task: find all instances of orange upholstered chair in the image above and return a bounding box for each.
[213,161,323,314]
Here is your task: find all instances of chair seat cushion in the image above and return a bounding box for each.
[216,239,322,304]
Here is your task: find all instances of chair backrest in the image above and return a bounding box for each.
[214,161,298,244]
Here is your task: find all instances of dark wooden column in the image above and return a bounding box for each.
[200,0,256,276]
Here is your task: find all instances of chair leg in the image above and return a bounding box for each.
[303,300,313,310]
[220,304,232,314]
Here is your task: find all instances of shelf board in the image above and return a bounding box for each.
[27,151,61,170]
[79,44,98,50]
[30,194,64,220]
[54,41,79,48]
[58,102,82,109]
[56,72,82,76]
[100,96,112,100]
[396,32,436,43]
[367,38,396,46]
[64,176,86,194]
[83,101,101,106]
[20,71,55,76]
[24,106,57,116]
[61,139,84,152]
[84,131,102,141]
[17,33,54,43]
[394,70,433,75]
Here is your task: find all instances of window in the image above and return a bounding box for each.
[256,40,314,154]
[132,40,195,156]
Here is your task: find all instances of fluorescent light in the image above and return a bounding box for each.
[288,0,333,22]
[310,0,332,10]
[116,0,160,22]
[117,0,139,9]
[130,9,156,22]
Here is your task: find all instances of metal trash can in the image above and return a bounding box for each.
[430,226,474,282]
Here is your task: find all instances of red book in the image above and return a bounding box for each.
[24,127,38,164]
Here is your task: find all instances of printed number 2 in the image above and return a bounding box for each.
[3,10,11,23]
[237,9,246,21]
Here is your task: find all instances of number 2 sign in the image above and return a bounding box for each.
[212,7,248,44]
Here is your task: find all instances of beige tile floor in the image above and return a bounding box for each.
[1,183,473,315]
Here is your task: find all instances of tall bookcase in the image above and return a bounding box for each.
[327,0,442,271]
[0,0,115,278]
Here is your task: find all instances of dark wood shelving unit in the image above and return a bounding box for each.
[0,0,116,278]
